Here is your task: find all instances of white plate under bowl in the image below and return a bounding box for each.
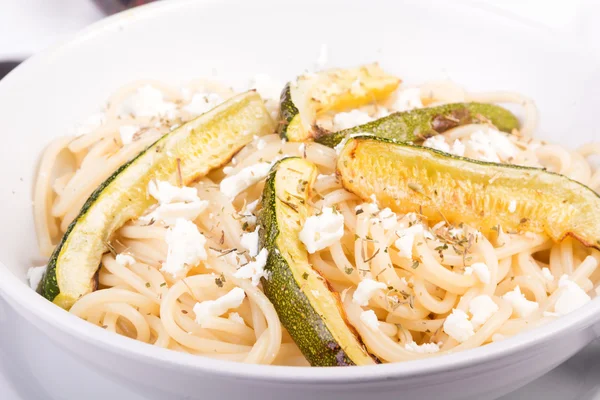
[0,1,599,399]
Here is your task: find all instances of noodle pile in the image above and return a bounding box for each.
[32,76,600,365]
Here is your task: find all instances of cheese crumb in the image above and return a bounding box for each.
[233,248,269,286]
[27,265,46,290]
[332,110,373,131]
[443,309,474,343]
[502,286,539,318]
[183,93,223,115]
[541,267,554,282]
[391,87,423,112]
[469,262,491,284]
[193,287,246,326]
[119,85,176,118]
[394,224,424,258]
[115,254,136,267]
[508,200,517,214]
[142,180,208,225]
[554,274,591,315]
[405,341,440,354]
[118,125,140,145]
[376,208,398,230]
[220,163,271,200]
[240,226,260,257]
[423,135,450,153]
[147,180,200,204]
[162,219,207,276]
[469,295,499,327]
[360,310,380,331]
[353,279,387,306]
[74,112,106,136]
[299,207,345,253]
[465,129,518,163]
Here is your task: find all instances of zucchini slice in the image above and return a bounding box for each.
[40,91,275,309]
[315,102,520,148]
[259,157,376,366]
[337,136,600,250]
[278,64,400,141]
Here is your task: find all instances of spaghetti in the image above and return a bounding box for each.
[32,75,600,365]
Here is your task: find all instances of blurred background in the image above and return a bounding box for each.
[0,0,599,81]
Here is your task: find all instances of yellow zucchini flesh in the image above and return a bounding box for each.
[337,136,600,250]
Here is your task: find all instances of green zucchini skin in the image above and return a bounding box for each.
[277,83,299,138]
[259,158,374,366]
[39,92,275,309]
[315,102,520,148]
[337,136,600,251]
[39,148,144,301]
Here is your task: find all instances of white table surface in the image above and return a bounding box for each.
[0,1,599,399]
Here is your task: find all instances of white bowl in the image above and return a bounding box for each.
[0,1,599,399]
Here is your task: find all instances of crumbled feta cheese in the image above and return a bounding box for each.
[223,166,234,175]
[464,267,473,276]
[193,287,246,326]
[240,226,260,257]
[27,265,46,290]
[141,201,208,225]
[469,262,491,284]
[119,85,176,118]
[502,286,539,318]
[469,295,499,327]
[115,253,136,267]
[332,110,373,131]
[233,248,269,286]
[443,309,475,343]
[394,224,424,258]
[554,274,591,315]
[299,207,345,253]
[391,87,422,112]
[423,136,466,156]
[423,135,451,153]
[162,219,207,275]
[316,43,328,68]
[148,180,200,204]
[119,125,140,145]
[352,278,387,306]
[541,267,554,282]
[220,163,271,200]
[466,129,518,163]
[245,199,260,214]
[360,310,380,331]
[142,180,207,224]
[451,139,466,156]
[74,112,106,136]
[228,312,245,325]
[183,93,223,115]
[377,208,398,230]
[405,341,440,354]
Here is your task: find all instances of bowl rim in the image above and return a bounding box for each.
[0,0,599,384]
